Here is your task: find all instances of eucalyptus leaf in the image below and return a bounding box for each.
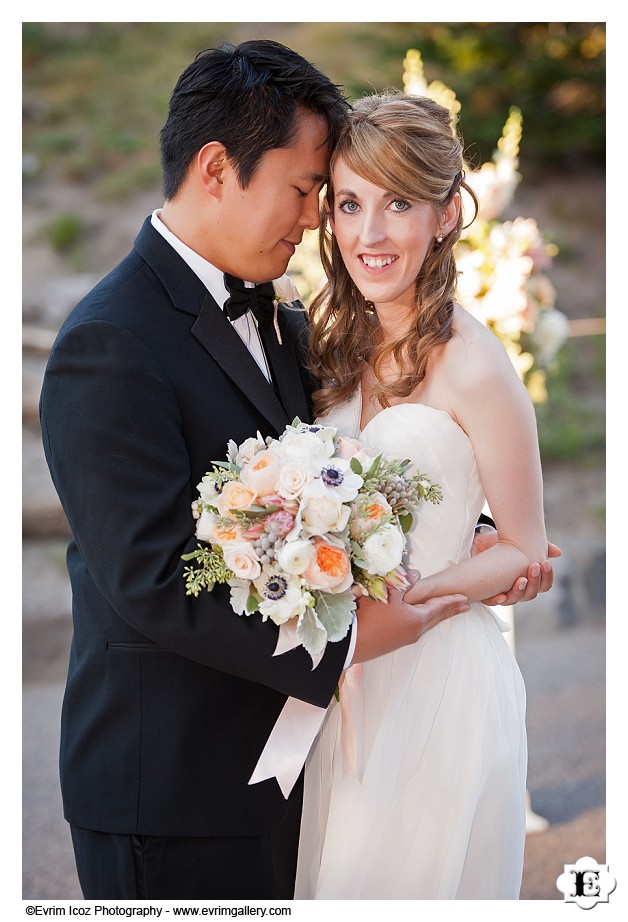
[399,513,413,534]
[350,457,363,475]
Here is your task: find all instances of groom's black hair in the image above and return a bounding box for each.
[160,40,350,199]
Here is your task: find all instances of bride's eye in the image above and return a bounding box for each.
[338,199,360,215]
[389,199,411,212]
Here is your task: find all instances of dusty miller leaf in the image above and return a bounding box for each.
[313,590,356,642]
[296,607,328,659]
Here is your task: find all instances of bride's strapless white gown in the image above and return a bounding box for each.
[295,392,527,900]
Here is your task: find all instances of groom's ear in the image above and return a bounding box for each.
[197,142,229,199]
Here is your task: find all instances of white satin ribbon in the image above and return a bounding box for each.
[248,695,328,798]
[248,622,327,798]
[248,625,364,798]
[339,662,364,781]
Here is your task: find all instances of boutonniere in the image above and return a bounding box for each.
[271,275,301,345]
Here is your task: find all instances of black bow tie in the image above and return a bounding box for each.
[223,274,275,323]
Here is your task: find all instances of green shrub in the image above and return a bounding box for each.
[46,213,83,252]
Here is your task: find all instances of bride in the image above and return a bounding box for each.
[294,91,548,899]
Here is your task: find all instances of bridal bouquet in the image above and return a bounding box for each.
[183,420,442,666]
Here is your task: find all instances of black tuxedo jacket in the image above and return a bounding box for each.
[39,217,350,837]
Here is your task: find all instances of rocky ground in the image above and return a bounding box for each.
[22,169,608,903]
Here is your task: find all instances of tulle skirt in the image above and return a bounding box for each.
[295,603,527,900]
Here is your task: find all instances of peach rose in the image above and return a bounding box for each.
[240,449,282,496]
[303,538,353,593]
[276,462,310,500]
[222,543,262,581]
[336,436,364,460]
[215,480,257,519]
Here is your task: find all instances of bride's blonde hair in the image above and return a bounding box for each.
[308,91,477,417]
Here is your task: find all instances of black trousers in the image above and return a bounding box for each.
[70,791,303,900]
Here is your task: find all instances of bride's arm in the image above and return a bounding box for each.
[404,326,548,606]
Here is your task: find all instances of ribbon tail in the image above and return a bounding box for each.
[272,300,283,345]
[249,696,328,798]
[273,619,301,657]
[339,662,364,781]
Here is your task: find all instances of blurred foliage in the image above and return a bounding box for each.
[23,21,605,197]
[534,335,605,462]
[45,212,83,252]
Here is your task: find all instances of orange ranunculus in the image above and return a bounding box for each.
[304,539,353,593]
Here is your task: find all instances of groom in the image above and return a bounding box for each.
[40,40,555,900]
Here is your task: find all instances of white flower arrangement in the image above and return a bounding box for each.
[183,419,442,666]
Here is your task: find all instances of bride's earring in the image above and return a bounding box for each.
[436,233,444,244]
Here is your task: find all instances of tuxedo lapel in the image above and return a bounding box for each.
[191,293,290,434]
[133,217,309,432]
[259,307,311,425]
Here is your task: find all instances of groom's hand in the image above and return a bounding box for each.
[352,585,469,664]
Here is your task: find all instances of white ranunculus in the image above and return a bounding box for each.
[277,539,315,576]
[279,430,334,471]
[362,523,405,576]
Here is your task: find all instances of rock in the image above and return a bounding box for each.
[23,426,70,539]
[22,273,100,328]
